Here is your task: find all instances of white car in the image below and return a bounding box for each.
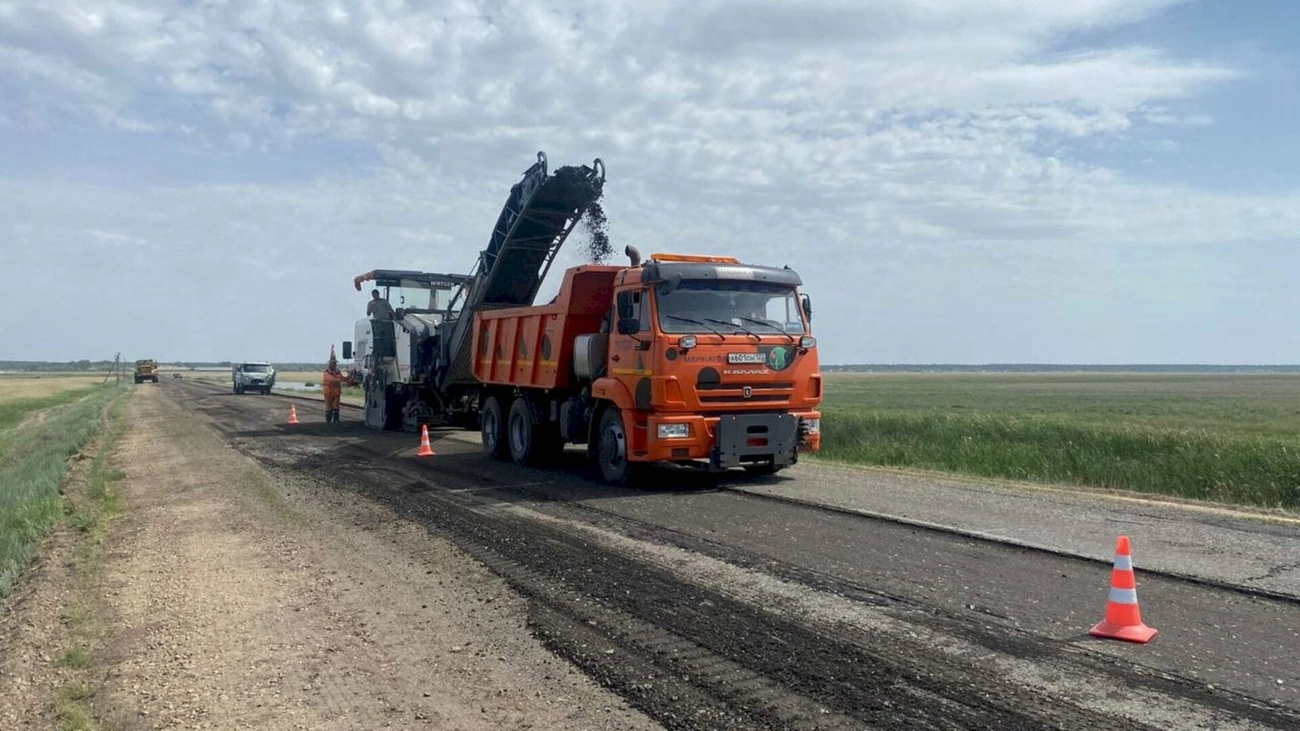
[232,362,276,395]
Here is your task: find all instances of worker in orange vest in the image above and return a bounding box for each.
[322,356,351,423]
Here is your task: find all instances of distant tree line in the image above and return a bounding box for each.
[0,361,327,373]
[6,361,1299,375]
[824,364,1300,373]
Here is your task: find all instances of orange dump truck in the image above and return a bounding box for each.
[471,246,822,485]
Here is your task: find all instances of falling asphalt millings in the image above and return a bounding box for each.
[553,163,613,263]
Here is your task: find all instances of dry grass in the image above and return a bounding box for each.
[275,370,325,382]
[0,376,108,405]
[187,370,321,384]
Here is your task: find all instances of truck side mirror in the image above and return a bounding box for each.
[615,291,640,334]
[342,341,353,360]
[801,294,813,322]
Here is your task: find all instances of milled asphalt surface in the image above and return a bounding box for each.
[733,461,1300,599]
[285,370,1298,600]
[183,381,1300,726]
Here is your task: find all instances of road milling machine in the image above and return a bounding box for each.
[343,152,823,484]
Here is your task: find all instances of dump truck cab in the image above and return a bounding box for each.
[591,252,821,479]
[133,359,159,384]
[472,247,821,484]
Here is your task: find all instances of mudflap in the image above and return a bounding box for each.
[710,413,799,470]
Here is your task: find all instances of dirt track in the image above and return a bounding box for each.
[4,381,1300,729]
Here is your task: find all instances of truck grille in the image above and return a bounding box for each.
[697,381,795,405]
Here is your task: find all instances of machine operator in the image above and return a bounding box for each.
[367,289,395,320]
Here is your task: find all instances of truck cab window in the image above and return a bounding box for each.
[616,290,649,334]
[656,281,807,335]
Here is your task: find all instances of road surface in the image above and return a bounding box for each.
[177,379,1300,729]
[8,379,1296,730]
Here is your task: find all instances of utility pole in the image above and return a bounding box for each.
[104,352,121,385]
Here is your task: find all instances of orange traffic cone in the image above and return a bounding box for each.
[288,404,300,425]
[1090,535,1157,643]
[416,424,435,457]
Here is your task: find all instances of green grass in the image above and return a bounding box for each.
[0,385,125,597]
[53,682,98,731]
[58,645,92,669]
[50,394,130,731]
[68,395,130,543]
[817,373,1300,509]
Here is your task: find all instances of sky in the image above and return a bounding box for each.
[1,0,1297,365]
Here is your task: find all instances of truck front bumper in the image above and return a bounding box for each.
[638,411,822,468]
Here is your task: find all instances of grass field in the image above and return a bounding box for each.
[817,373,1300,510]
[187,370,323,386]
[0,380,127,597]
[0,376,110,433]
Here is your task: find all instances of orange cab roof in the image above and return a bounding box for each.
[648,252,742,264]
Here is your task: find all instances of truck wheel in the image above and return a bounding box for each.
[481,396,508,460]
[596,407,633,486]
[507,397,539,466]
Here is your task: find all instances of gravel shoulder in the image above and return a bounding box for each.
[4,386,663,729]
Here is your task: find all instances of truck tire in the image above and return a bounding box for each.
[595,407,633,486]
[507,397,540,466]
[481,396,508,460]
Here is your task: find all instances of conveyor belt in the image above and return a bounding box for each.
[436,151,606,391]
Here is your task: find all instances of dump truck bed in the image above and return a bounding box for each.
[471,266,618,390]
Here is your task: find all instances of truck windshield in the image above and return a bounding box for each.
[388,282,442,312]
[655,281,807,336]
[243,364,271,373]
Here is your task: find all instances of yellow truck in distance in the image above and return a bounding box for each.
[134,359,160,384]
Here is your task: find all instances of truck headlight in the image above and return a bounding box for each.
[800,335,817,349]
[657,423,690,439]
[678,335,697,350]
[800,418,820,435]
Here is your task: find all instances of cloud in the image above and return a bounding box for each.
[0,0,1295,363]
[82,229,148,247]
